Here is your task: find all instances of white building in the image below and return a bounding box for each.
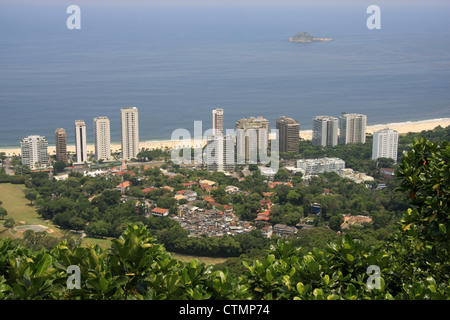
[297,157,345,175]
[339,113,367,145]
[120,107,139,161]
[93,116,112,161]
[312,115,338,147]
[204,134,235,172]
[235,116,269,164]
[20,135,49,169]
[372,128,399,161]
[74,120,87,164]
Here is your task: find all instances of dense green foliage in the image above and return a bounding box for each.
[0,136,448,300]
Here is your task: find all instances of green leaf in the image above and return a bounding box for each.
[265,269,273,283]
[322,274,330,286]
[296,282,304,295]
[34,254,52,277]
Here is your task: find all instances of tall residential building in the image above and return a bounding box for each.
[276,116,300,153]
[204,134,235,172]
[93,116,112,161]
[55,128,68,163]
[120,107,139,161]
[212,108,224,135]
[312,116,338,147]
[75,120,87,164]
[372,128,399,161]
[20,135,49,169]
[339,113,367,145]
[235,116,269,164]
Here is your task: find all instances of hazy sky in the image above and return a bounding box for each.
[2,0,450,6]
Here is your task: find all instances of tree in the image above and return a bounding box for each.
[23,230,47,246]
[85,221,111,238]
[0,207,7,220]
[25,190,38,205]
[52,161,67,173]
[3,218,14,228]
[274,168,289,182]
[396,137,449,257]
[329,215,344,231]
[376,157,395,169]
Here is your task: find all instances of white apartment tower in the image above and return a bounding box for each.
[204,134,235,172]
[372,128,399,161]
[235,116,269,164]
[20,135,49,169]
[75,120,87,164]
[120,107,139,161]
[312,116,338,147]
[212,108,224,135]
[339,113,367,145]
[93,116,112,161]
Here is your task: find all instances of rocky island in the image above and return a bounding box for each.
[288,32,333,43]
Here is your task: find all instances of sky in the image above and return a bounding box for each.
[2,0,450,5]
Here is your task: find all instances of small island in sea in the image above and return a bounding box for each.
[288,32,333,43]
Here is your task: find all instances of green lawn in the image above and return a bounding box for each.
[0,183,63,238]
[170,252,227,266]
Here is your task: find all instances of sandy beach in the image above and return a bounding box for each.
[299,117,450,142]
[1,117,449,157]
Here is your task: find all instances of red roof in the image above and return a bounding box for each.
[152,207,169,214]
[203,195,215,203]
[142,187,156,193]
[182,182,198,187]
[117,181,132,189]
[116,170,135,176]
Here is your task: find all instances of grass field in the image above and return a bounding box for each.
[0,183,64,239]
[170,253,227,266]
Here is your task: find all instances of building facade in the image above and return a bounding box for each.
[204,134,235,172]
[339,113,367,145]
[120,107,139,161]
[93,116,112,161]
[20,135,49,169]
[54,128,68,163]
[372,128,399,161]
[297,157,345,175]
[276,116,300,153]
[74,120,87,164]
[312,115,338,147]
[212,108,224,136]
[235,116,269,164]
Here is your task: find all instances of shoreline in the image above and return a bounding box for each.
[1,117,449,157]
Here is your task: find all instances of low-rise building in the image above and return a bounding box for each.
[152,207,169,217]
[297,157,345,175]
[273,224,298,237]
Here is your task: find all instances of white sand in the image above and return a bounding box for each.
[1,117,449,157]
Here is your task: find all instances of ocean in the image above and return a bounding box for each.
[0,3,449,147]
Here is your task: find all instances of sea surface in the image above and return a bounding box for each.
[0,3,450,147]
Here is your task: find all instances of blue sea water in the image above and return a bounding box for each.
[0,3,449,147]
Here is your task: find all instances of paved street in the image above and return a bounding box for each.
[2,157,15,176]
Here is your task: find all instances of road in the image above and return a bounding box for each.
[2,157,15,176]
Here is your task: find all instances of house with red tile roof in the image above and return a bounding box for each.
[116,181,132,190]
[152,207,169,217]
